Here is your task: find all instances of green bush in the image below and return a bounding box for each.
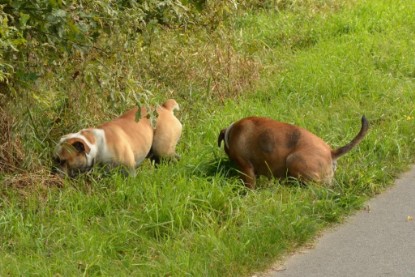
[0,0,261,172]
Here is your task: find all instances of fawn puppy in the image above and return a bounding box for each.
[151,99,182,163]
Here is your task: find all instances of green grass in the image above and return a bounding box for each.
[1,0,415,276]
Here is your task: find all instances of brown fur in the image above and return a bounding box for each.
[218,116,369,188]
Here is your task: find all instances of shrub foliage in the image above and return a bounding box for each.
[0,0,264,172]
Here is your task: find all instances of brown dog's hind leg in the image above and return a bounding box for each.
[233,158,256,189]
[286,152,332,183]
[241,166,256,189]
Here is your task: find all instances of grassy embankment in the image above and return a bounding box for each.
[1,0,415,276]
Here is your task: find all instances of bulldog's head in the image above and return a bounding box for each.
[52,134,94,177]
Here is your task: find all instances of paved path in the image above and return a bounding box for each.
[268,166,415,277]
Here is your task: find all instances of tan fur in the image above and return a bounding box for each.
[151,99,182,161]
[218,116,369,189]
[99,107,153,168]
[53,106,153,177]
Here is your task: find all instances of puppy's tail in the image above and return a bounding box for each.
[331,115,369,159]
[218,123,234,149]
[218,128,227,148]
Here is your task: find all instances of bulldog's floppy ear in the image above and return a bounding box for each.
[72,141,86,153]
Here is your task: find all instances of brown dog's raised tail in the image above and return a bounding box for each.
[331,115,369,159]
[218,128,226,148]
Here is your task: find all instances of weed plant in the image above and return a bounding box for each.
[1,0,415,276]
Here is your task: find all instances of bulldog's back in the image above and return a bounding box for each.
[99,107,153,164]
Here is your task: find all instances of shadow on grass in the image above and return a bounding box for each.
[187,155,306,190]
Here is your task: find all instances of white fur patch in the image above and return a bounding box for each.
[88,129,112,164]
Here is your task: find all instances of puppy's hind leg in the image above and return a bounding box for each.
[150,155,161,165]
[174,153,181,161]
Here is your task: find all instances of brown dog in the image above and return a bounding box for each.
[150,99,182,163]
[218,116,369,188]
[53,106,153,177]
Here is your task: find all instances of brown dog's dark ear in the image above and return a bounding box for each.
[218,129,226,147]
[72,141,86,153]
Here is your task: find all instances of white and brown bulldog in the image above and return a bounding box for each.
[150,99,182,163]
[218,116,369,188]
[53,106,153,177]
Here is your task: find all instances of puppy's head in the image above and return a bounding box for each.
[162,99,180,112]
[52,136,93,177]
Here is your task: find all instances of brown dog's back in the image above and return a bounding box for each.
[218,116,369,188]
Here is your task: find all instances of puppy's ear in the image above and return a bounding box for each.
[72,141,85,153]
[218,129,226,147]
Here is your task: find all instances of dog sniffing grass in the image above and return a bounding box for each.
[218,116,368,188]
[1,1,415,276]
